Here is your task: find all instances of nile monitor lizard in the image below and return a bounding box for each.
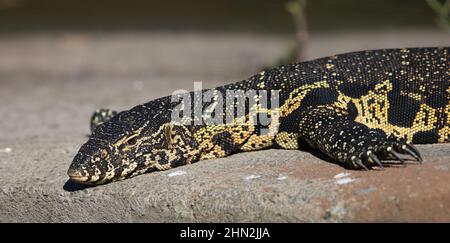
[67,47,449,185]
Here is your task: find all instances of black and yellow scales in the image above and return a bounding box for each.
[68,47,449,185]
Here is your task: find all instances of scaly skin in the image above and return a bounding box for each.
[68,47,449,185]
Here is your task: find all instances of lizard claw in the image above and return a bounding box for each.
[367,151,384,169]
[351,156,369,170]
[387,146,405,164]
[403,143,423,163]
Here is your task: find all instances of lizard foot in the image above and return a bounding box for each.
[90,108,118,133]
[346,134,422,170]
[298,107,423,170]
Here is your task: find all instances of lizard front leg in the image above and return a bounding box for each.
[298,107,422,169]
[90,108,118,133]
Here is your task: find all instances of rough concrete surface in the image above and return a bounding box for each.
[0,29,449,222]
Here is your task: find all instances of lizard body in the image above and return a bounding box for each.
[68,47,449,185]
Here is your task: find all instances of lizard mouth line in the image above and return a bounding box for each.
[68,175,90,184]
[67,168,91,184]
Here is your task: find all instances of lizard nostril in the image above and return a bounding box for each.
[67,167,88,183]
[100,149,108,158]
[67,167,82,177]
[67,168,81,177]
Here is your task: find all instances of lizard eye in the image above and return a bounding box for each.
[126,137,138,146]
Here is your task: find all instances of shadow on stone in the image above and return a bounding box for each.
[63,180,94,192]
[297,140,338,164]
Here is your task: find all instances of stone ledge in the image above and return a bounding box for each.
[1,139,449,222]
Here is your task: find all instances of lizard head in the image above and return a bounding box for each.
[67,107,186,185]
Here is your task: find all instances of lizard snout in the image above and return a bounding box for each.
[67,166,89,184]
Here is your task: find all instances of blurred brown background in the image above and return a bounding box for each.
[0,0,441,32]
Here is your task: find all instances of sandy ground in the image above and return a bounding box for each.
[0,29,449,222]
